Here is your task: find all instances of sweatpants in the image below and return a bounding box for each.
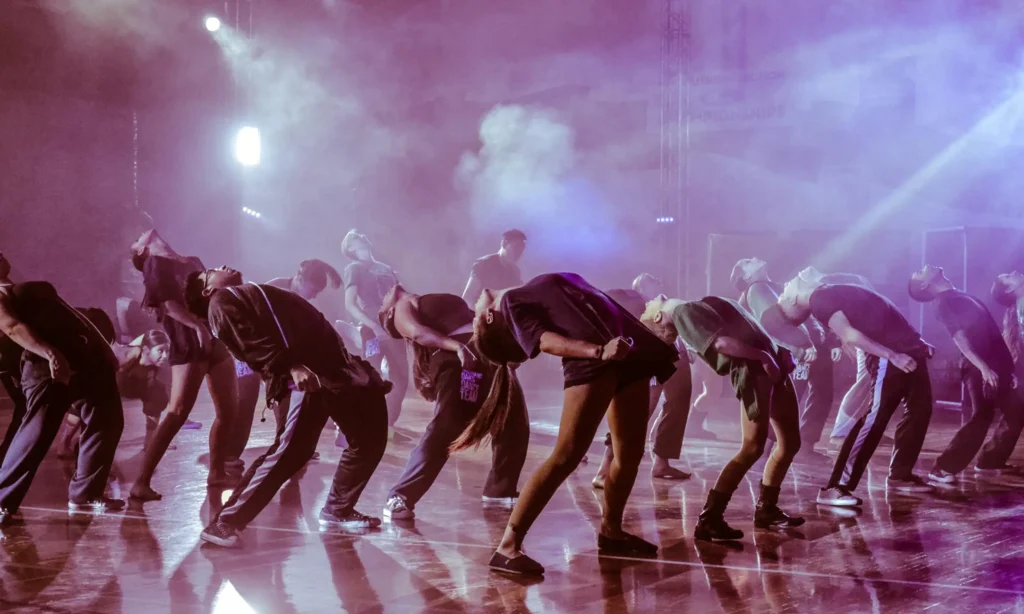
[0,356,124,511]
[827,356,932,490]
[934,364,1023,473]
[647,359,693,459]
[219,385,388,529]
[794,354,834,447]
[0,373,26,465]
[388,350,529,506]
[831,349,871,440]
[366,336,409,427]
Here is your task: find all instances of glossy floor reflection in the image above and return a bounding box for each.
[3,393,1024,613]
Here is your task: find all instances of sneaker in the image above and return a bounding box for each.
[754,505,806,529]
[0,508,19,527]
[68,497,127,513]
[481,494,518,510]
[886,475,932,493]
[973,464,1024,477]
[816,486,862,507]
[694,516,744,542]
[591,474,606,490]
[383,496,414,521]
[927,468,957,484]
[201,520,241,548]
[182,419,203,430]
[319,508,382,530]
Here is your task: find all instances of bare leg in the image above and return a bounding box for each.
[130,362,206,500]
[602,379,651,538]
[205,352,239,485]
[496,376,616,559]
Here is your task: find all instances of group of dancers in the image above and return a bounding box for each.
[0,227,1023,578]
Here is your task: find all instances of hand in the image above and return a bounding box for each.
[686,349,698,364]
[981,367,1000,392]
[889,353,918,373]
[760,354,782,383]
[1012,375,1019,390]
[290,365,321,392]
[457,345,479,371]
[831,348,842,362]
[48,351,72,384]
[196,327,214,353]
[803,346,818,363]
[600,337,632,361]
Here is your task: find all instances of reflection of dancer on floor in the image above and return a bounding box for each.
[778,276,935,507]
[0,252,126,522]
[378,285,529,521]
[464,273,677,575]
[232,259,342,464]
[185,266,390,547]
[643,294,804,540]
[912,267,1023,483]
[129,230,239,501]
[592,287,692,489]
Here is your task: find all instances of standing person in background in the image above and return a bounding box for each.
[231,259,342,464]
[0,252,126,522]
[341,230,408,431]
[462,229,527,305]
[128,230,239,502]
[908,266,1021,483]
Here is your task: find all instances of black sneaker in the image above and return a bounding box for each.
[489,551,544,576]
[886,475,932,493]
[0,508,19,527]
[754,505,806,529]
[68,497,127,514]
[201,520,241,548]
[319,508,382,530]
[694,516,744,542]
[597,531,658,556]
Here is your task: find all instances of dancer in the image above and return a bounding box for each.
[184,265,391,547]
[462,272,677,575]
[341,230,408,428]
[642,294,804,541]
[592,286,692,489]
[128,229,238,501]
[0,252,125,522]
[0,254,25,465]
[56,328,171,458]
[231,259,342,462]
[378,284,529,520]
[908,266,1020,483]
[462,229,527,304]
[778,277,934,506]
[730,258,836,459]
[634,273,717,440]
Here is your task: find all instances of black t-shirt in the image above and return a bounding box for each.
[935,289,1014,376]
[673,297,784,377]
[4,282,113,369]
[343,260,398,315]
[142,255,207,364]
[471,254,522,293]
[809,284,927,357]
[417,293,473,344]
[501,273,676,387]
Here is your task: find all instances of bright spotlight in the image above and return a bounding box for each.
[234,126,261,167]
[242,207,262,218]
[204,16,222,32]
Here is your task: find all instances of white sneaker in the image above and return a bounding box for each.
[927,469,957,484]
[481,494,518,510]
[816,486,862,507]
[886,475,933,493]
[383,496,414,521]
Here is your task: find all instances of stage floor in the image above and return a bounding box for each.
[2,392,1024,613]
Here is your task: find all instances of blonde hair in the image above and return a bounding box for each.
[340,229,365,260]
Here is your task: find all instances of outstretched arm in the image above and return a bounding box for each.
[393,300,463,353]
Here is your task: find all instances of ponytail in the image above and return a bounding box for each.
[450,362,524,452]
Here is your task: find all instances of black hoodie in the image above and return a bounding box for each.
[208,283,388,405]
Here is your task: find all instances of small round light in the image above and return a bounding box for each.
[205,16,222,32]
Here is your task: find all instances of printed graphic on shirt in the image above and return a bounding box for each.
[460,370,483,403]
